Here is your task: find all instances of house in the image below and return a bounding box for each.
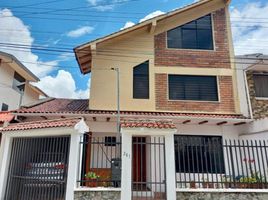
[1,0,268,200]
[0,51,47,112]
[235,54,268,139]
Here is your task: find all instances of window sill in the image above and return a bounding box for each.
[166,47,215,52]
[255,97,268,101]
[167,99,220,103]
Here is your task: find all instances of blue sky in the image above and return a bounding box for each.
[0,0,268,98]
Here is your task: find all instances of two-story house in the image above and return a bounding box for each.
[1,0,268,200]
[0,51,47,111]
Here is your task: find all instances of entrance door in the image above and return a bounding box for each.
[132,137,147,190]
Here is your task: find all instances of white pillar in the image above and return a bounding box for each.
[0,135,12,200]
[120,131,132,200]
[165,132,177,200]
[65,131,81,200]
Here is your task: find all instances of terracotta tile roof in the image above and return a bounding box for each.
[0,112,14,122]
[17,98,89,113]
[121,119,176,129]
[2,118,81,132]
[13,98,248,120]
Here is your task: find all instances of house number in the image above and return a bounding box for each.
[123,151,131,158]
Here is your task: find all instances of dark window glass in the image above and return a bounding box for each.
[1,103,8,111]
[253,74,268,98]
[168,75,218,101]
[105,137,116,146]
[167,14,213,50]
[133,61,149,99]
[12,72,26,92]
[174,135,225,173]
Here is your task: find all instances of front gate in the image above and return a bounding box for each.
[132,136,166,200]
[4,136,70,200]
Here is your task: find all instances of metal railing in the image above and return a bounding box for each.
[78,134,122,188]
[175,136,268,189]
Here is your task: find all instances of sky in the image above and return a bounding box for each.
[0,0,268,99]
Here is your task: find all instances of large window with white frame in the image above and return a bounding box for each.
[168,75,218,101]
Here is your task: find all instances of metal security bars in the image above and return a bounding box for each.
[5,136,70,200]
[132,136,166,200]
[78,134,122,188]
[174,136,268,189]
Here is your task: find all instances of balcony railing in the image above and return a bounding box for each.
[78,134,121,188]
[175,137,268,189]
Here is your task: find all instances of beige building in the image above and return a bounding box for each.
[0,51,47,111]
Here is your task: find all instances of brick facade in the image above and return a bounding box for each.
[247,72,268,119]
[155,74,235,113]
[154,8,231,69]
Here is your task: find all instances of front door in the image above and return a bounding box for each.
[132,137,146,190]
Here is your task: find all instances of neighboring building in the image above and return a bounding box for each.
[236,54,268,139]
[0,51,47,111]
[1,0,268,200]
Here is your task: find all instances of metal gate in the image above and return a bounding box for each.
[5,136,70,200]
[132,136,167,200]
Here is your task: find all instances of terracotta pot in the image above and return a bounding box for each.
[85,178,97,187]
[190,181,196,188]
[202,182,214,188]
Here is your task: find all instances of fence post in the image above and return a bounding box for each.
[120,129,132,200]
[165,131,177,200]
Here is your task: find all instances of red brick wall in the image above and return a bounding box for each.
[154,8,231,69]
[155,74,235,113]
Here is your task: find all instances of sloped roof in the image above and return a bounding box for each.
[74,0,226,74]
[2,117,82,132]
[0,112,14,123]
[17,98,89,114]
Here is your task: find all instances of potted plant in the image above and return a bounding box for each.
[189,180,196,189]
[202,178,214,188]
[85,171,100,187]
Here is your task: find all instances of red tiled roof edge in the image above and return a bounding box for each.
[2,117,82,132]
[0,112,14,122]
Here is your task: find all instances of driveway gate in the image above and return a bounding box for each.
[4,136,70,200]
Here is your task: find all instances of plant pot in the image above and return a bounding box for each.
[236,183,248,189]
[202,182,214,188]
[85,178,97,187]
[190,181,196,189]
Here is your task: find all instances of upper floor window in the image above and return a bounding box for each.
[133,61,149,99]
[12,72,25,93]
[167,14,213,50]
[253,74,268,98]
[1,103,8,111]
[168,75,218,101]
[174,135,225,173]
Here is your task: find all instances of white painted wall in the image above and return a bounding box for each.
[0,62,40,110]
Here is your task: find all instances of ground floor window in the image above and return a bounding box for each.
[174,135,225,173]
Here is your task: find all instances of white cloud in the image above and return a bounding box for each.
[67,26,94,38]
[120,10,165,30]
[231,2,268,55]
[0,8,58,77]
[139,10,165,22]
[87,0,129,11]
[35,70,90,99]
[120,21,135,30]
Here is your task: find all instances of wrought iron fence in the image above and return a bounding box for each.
[78,134,122,188]
[175,136,268,189]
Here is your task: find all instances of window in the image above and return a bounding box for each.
[253,74,268,98]
[133,61,149,99]
[168,75,218,101]
[174,135,225,173]
[1,103,8,111]
[12,72,25,93]
[105,137,116,146]
[167,15,213,50]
